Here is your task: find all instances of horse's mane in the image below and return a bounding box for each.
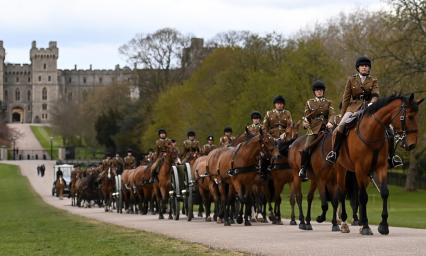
[228,132,255,146]
[365,93,419,114]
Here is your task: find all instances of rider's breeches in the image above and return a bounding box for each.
[304,134,318,153]
[151,157,162,172]
[337,112,356,133]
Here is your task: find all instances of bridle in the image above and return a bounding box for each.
[259,133,274,158]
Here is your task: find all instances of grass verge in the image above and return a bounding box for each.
[0,163,242,256]
[30,126,61,159]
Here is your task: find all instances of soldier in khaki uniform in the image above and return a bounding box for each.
[326,56,379,163]
[171,139,180,158]
[182,130,199,163]
[149,128,172,183]
[334,101,343,126]
[124,148,136,169]
[111,151,124,171]
[219,126,236,147]
[202,135,217,155]
[247,111,262,135]
[299,81,335,180]
[262,95,293,139]
[98,152,113,180]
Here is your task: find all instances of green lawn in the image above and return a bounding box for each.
[0,164,242,256]
[30,126,62,159]
[276,180,426,229]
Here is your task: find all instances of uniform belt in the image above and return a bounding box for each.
[312,115,324,120]
[353,95,371,101]
[271,125,285,130]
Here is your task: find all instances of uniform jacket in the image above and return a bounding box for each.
[341,74,379,115]
[219,136,236,147]
[154,138,172,160]
[262,109,292,139]
[111,157,124,170]
[304,98,335,134]
[182,139,199,160]
[124,156,136,169]
[202,143,217,155]
[101,159,112,172]
[247,123,262,135]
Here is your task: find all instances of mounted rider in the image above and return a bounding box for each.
[262,95,293,139]
[298,80,335,180]
[182,130,199,163]
[202,135,217,155]
[170,139,180,158]
[219,126,235,147]
[124,148,136,170]
[55,167,66,186]
[326,56,379,163]
[111,151,124,171]
[149,128,172,184]
[334,101,343,126]
[247,111,262,135]
[98,152,113,180]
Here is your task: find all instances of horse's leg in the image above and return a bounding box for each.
[294,175,306,230]
[358,175,372,235]
[199,188,209,221]
[289,181,297,225]
[221,184,231,226]
[316,180,328,224]
[332,163,346,232]
[155,186,164,219]
[244,190,252,226]
[377,168,389,235]
[305,180,317,231]
[274,179,285,225]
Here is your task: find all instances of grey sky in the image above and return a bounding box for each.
[0,0,387,69]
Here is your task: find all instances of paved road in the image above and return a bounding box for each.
[7,124,47,150]
[3,160,426,256]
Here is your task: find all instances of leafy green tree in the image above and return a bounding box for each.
[95,109,122,150]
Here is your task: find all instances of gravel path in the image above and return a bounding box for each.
[3,160,426,256]
[7,124,47,150]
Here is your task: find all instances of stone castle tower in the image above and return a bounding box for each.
[0,38,213,123]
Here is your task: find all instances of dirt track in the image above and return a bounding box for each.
[2,160,426,256]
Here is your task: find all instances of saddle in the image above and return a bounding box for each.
[345,109,365,131]
[298,131,325,153]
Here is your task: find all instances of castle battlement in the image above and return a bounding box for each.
[4,64,31,74]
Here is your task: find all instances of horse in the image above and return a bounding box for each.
[208,128,275,226]
[75,170,99,208]
[132,165,155,215]
[262,120,301,225]
[122,168,137,213]
[333,93,423,235]
[56,175,66,200]
[70,172,79,206]
[153,145,180,219]
[101,167,116,212]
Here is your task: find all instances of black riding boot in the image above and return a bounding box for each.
[149,168,157,184]
[326,131,345,163]
[298,151,310,181]
[260,157,269,181]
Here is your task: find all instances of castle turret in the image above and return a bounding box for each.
[0,41,5,101]
[30,41,59,123]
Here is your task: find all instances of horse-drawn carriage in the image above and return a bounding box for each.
[52,164,73,196]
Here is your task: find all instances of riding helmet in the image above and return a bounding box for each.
[171,138,176,143]
[273,95,285,105]
[106,152,111,157]
[224,126,233,133]
[312,80,326,93]
[116,151,120,155]
[187,130,195,137]
[148,148,154,153]
[127,148,132,153]
[251,110,262,120]
[158,128,167,136]
[207,135,214,141]
[355,56,372,71]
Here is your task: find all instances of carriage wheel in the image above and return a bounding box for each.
[116,175,123,214]
[187,183,193,221]
[171,168,180,220]
[119,190,123,214]
[184,163,194,221]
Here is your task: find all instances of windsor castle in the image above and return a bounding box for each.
[0,38,213,123]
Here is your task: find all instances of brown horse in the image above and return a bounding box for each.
[333,94,423,235]
[132,165,155,215]
[208,128,275,226]
[153,145,180,219]
[101,167,116,212]
[56,175,66,200]
[75,170,99,208]
[122,168,137,213]
[70,172,79,206]
[191,155,213,221]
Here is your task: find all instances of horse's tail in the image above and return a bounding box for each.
[278,138,297,157]
[345,171,358,202]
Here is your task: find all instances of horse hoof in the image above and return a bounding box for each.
[332,225,341,232]
[299,223,306,230]
[272,220,276,225]
[305,224,313,230]
[341,223,350,233]
[206,216,212,222]
[198,212,203,217]
[213,215,218,222]
[352,220,359,226]
[336,219,341,225]
[257,218,263,222]
[217,218,224,224]
[230,219,235,224]
[378,224,389,235]
[262,218,268,223]
[104,208,108,212]
[276,220,283,225]
[269,215,276,221]
[236,216,243,224]
[151,211,156,215]
[168,215,173,220]
[224,221,231,226]
[159,215,164,219]
[316,216,325,223]
[244,220,252,226]
[361,227,374,235]
[251,218,257,222]
[290,220,297,225]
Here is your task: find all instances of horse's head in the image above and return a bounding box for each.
[190,148,204,165]
[167,145,181,164]
[281,120,301,141]
[258,128,276,158]
[391,93,424,151]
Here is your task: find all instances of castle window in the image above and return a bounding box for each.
[83,78,86,83]
[28,105,31,111]
[4,90,7,101]
[99,77,102,83]
[16,77,19,83]
[69,78,72,83]
[48,76,51,82]
[4,77,7,83]
[42,104,47,110]
[28,77,31,83]
[68,92,73,102]
[27,90,31,101]
[38,76,41,82]
[44,64,47,69]
[15,88,20,101]
[42,114,44,119]
[42,87,47,100]
[46,113,48,119]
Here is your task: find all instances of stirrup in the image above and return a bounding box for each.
[148,178,155,184]
[325,151,337,163]
[298,168,306,178]
[260,173,267,181]
[392,155,403,168]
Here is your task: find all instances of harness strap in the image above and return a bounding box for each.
[268,163,291,171]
